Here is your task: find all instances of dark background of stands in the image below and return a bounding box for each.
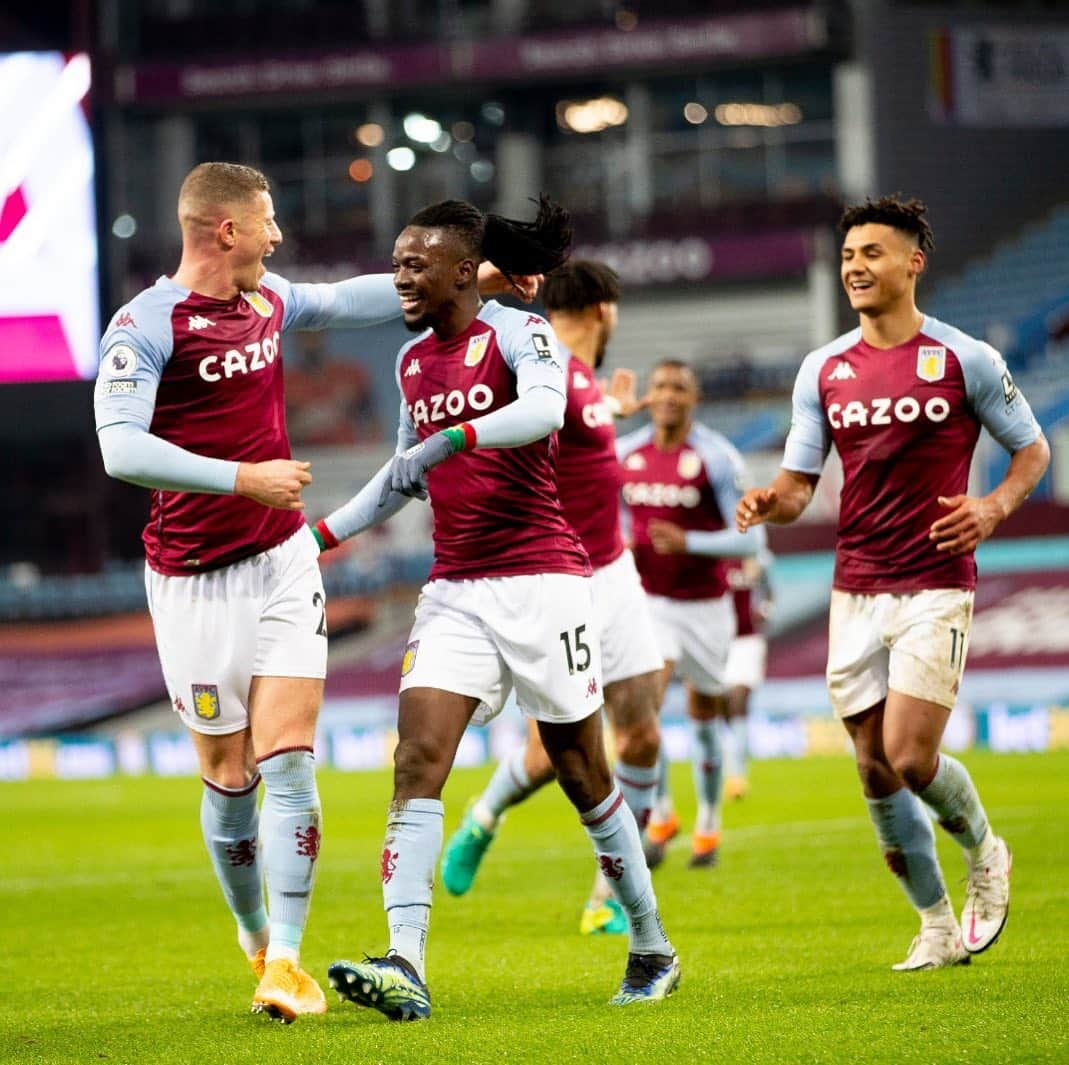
[4,0,1069,578]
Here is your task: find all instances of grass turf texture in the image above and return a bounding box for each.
[2,751,1066,1065]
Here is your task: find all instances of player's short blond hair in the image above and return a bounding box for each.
[178,162,270,233]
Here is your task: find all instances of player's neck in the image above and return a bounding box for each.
[172,255,242,301]
[431,297,483,339]
[551,318,595,367]
[858,303,925,349]
[654,422,690,450]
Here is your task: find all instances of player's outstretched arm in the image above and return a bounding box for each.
[98,422,311,510]
[381,385,565,500]
[736,469,818,531]
[312,456,415,552]
[929,434,1050,556]
[649,518,766,559]
[647,519,687,554]
[277,265,541,336]
[476,261,541,302]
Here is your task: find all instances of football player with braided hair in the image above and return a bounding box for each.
[315,200,680,1019]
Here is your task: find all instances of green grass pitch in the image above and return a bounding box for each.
[2,751,1067,1064]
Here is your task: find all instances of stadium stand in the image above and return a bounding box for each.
[927,205,1069,369]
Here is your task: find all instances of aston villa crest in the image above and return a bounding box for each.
[465,332,491,367]
[677,450,702,480]
[243,290,274,317]
[916,345,946,382]
[191,683,221,720]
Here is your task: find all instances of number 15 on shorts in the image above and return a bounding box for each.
[559,624,591,674]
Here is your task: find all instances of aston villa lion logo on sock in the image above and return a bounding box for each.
[226,838,257,867]
[883,848,907,877]
[381,847,398,884]
[191,683,220,720]
[295,825,321,861]
[598,855,624,881]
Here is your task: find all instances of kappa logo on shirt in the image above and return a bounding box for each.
[827,361,856,381]
[404,359,422,377]
[624,452,646,471]
[188,315,215,330]
[572,370,591,389]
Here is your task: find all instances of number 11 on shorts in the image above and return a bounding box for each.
[559,624,591,674]
[949,625,965,669]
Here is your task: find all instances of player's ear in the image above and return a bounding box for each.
[218,216,238,250]
[455,256,477,289]
[910,247,927,278]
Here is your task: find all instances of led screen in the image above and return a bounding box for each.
[0,52,98,383]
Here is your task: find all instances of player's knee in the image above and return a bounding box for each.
[889,748,938,793]
[613,715,659,767]
[392,736,447,798]
[203,767,255,791]
[554,755,612,813]
[853,749,897,795]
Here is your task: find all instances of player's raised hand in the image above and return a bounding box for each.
[601,367,649,418]
[648,518,687,555]
[930,494,1002,555]
[235,459,312,510]
[476,261,542,302]
[736,487,778,531]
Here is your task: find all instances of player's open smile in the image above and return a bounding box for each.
[397,291,424,315]
[844,275,878,310]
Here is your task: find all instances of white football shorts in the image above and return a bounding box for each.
[145,525,327,736]
[724,633,768,691]
[645,592,736,696]
[826,588,974,718]
[398,573,604,726]
[594,550,664,686]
